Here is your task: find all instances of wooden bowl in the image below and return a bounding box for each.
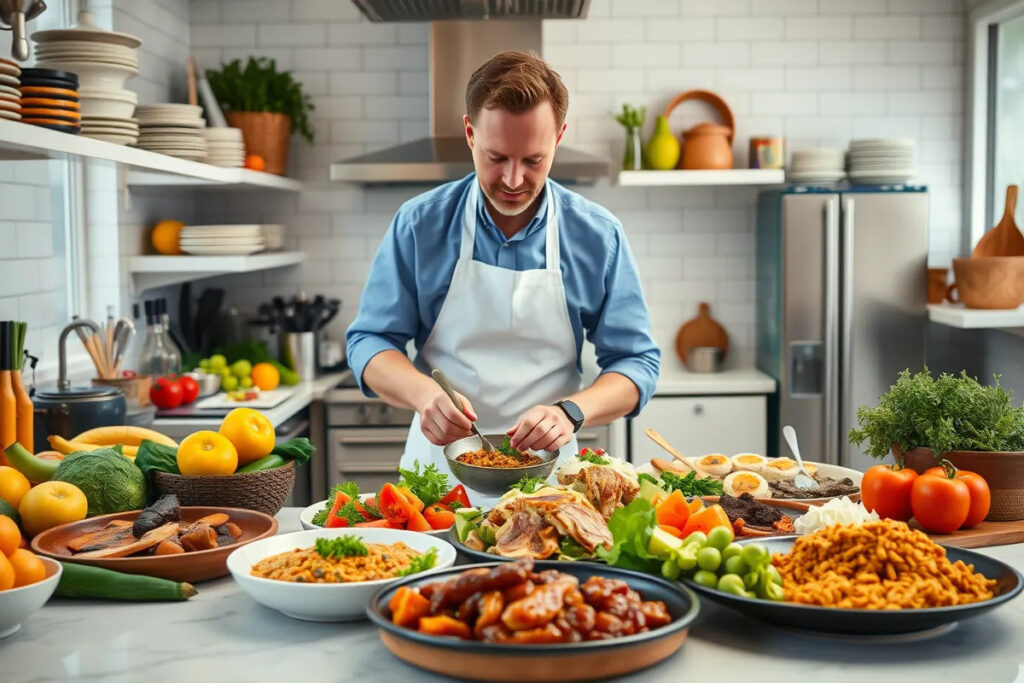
[151,461,295,516]
[949,257,1024,309]
[31,506,278,583]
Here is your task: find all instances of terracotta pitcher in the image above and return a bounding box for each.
[663,90,735,170]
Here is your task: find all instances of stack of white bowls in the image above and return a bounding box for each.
[180,225,266,255]
[201,127,245,167]
[846,138,917,185]
[30,10,140,144]
[134,104,207,161]
[788,148,845,185]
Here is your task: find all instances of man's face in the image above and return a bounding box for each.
[464,102,566,217]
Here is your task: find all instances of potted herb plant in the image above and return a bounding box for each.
[205,57,315,176]
[849,368,1024,521]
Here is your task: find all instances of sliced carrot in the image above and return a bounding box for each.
[418,615,471,639]
[655,489,691,531]
[155,538,184,555]
[680,504,731,538]
[390,586,432,627]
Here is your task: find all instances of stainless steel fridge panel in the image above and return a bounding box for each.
[839,193,928,470]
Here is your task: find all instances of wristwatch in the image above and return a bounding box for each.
[554,400,584,433]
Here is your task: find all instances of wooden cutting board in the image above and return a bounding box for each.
[973,185,1024,257]
[917,519,1024,549]
[675,302,729,363]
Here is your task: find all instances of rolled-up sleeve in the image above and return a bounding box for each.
[345,212,420,397]
[588,227,661,417]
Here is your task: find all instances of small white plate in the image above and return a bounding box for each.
[0,110,21,120]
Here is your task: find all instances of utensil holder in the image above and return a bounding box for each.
[281,331,316,381]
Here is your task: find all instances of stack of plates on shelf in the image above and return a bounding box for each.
[0,58,21,121]
[788,148,845,185]
[262,224,285,251]
[134,104,207,160]
[31,10,140,131]
[80,115,138,144]
[179,224,266,255]
[19,68,80,133]
[847,138,917,185]
[202,127,245,167]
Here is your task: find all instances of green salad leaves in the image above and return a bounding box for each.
[397,461,449,507]
[398,547,438,577]
[595,499,662,573]
[315,535,368,558]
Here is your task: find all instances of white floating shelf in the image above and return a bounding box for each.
[0,119,302,192]
[128,251,304,291]
[928,303,1024,329]
[617,168,785,187]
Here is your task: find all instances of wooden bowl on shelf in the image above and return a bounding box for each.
[948,257,1024,310]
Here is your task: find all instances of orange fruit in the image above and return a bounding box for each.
[219,408,275,466]
[18,481,88,537]
[177,431,238,475]
[244,155,266,171]
[0,515,20,556]
[8,548,45,588]
[151,219,185,255]
[0,552,13,591]
[250,363,280,391]
[0,466,30,509]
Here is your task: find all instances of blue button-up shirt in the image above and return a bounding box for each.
[345,174,661,417]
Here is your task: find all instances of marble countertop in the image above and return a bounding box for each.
[4,509,1022,682]
[655,361,776,395]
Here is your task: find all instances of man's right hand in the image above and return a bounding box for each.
[417,388,477,446]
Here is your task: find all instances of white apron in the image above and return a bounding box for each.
[401,179,582,507]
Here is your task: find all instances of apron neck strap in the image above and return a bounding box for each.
[462,179,560,271]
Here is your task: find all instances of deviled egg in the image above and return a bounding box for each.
[723,470,772,498]
[730,453,767,472]
[691,453,732,477]
[762,457,799,481]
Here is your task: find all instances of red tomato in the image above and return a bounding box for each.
[149,376,183,410]
[378,483,415,524]
[923,466,991,528]
[324,491,353,528]
[354,519,391,528]
[911,470,971,534]
[861,463,918,521]
[423,504,456,530]
[177,375,200,405]
[405,507,432,532]
[439,484,471,509]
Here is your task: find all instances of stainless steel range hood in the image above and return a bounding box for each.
[330,8,608,185]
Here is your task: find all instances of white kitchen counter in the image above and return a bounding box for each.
[655,362,776,395]
[152,372,345,439]
[4,510,1021,683]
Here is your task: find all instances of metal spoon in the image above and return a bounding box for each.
[782,425,817,491]
[431,368,494,452]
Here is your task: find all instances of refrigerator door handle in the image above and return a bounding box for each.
[840,197,856,467]
[823,197,840,465]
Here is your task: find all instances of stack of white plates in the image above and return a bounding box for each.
[179,224,265,255]
[788,148,845,185]
[202,127,245,167]
[262,224,285,251]
[134,104,207,161]
[847,138,916,184]
[0,58,21,121]
[31,9,141,136]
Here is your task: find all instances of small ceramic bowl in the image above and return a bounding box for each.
[227,527,457,622]
[443,433,559,496]
[0,556,62,639]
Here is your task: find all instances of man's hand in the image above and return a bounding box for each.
[417,387,477,446]
[507,405,573,453]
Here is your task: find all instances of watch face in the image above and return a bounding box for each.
[559,400,584,424]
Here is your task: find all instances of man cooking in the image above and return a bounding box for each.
[346,51,660,503]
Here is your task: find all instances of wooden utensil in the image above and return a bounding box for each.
[186,57,197,107]
[431,368,495,453]
[675,302,729,364]
[973,185,1024,257]
[644,428,697,473]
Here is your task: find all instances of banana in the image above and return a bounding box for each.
[46,435,138,458]
[73,425,177,448]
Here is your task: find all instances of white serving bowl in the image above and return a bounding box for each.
[299,497,449,538]
[227,527,456,622]
[80,93,137,119]
[0,556,62,639]
[37,59,137,89]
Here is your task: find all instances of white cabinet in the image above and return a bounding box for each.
[629,395,766,466]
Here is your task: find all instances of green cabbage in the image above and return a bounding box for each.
[52,447,147,516]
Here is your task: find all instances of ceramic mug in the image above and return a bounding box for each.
[927,267,949,304]
[749,136,784,169]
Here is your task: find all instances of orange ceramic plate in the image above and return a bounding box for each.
[18,86,79,98]
[21,97,80,110]
[21,108,80,120]
[22,118,81,127]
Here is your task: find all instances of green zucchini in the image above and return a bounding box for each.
[237,454,286,472]
[56,561,197,601]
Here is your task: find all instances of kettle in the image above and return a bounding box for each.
[0,0,46,60]
[663,90,735,170]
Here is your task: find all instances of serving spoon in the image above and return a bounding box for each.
[644,428,698,474]
[782,425,817,491]
[431,368,495,453]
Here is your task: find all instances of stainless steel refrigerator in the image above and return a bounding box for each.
[756,187,929,471]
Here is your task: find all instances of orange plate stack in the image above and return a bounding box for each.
[18,68,80,135]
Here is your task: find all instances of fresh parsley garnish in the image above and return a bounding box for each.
[447,500,464,511]
[315,535,368,558]
[334,481,360,498]
[660,471,724,497]
[637,472,660,487]
[497,436,523,459]
[311,506,329,527]
[509,474,546,494]
[398,460,449,506]
[398,547,438,576]
[361,499,384,519]
[333,500,367,526]
[577,448,609,465]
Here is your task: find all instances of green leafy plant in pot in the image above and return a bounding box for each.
[205,57,315,176]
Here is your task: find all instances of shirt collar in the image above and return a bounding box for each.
[474,179,550,243]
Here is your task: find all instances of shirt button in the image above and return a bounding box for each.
[502,242,509,248]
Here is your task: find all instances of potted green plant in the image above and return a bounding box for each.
[205,57,315,176]
[849,368,1024,521]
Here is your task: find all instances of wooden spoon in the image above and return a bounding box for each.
[973,185,1024,257]
[644,428,697,473]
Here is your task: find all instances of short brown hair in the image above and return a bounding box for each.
[465,51,568,127]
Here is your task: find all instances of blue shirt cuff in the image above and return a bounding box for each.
[347,334,405,398]
[600,353,661,418]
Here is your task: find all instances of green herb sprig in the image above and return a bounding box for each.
[398,461,450,507]
[613,103,646,129]
[315,535,368,558]
[509,475,547,494]
[497,436,525,461]
[577,449,610,465]
[660,471,724,497]
[398,547,438,577]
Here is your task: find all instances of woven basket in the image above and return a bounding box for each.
[151,461,295,516]
[225,111,291,175]
[900,447,1024,521]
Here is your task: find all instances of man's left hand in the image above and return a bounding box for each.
[507,405,573,453]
